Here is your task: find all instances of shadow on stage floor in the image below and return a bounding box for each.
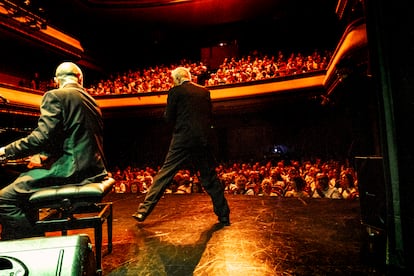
[50,193,386,275]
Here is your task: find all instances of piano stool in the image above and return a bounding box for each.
[28,177,115,275]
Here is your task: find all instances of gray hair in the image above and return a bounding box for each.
[171,67,191,86]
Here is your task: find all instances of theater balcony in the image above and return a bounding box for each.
[0,17,368,121]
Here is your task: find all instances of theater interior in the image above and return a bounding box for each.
[1,0,414,275]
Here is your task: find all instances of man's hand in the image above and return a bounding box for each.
[0,147,6,164]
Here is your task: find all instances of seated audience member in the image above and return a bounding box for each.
[314,173,342,199]
[260,176,273,196]
[285,169,310,198]
[233,173,248,195]
[338,172,359,200]
[175,172,192,194]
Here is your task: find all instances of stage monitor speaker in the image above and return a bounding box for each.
[0,234,96,276]
[355,156,386,230]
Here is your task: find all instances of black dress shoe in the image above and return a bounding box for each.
[132,212,146,222]
[218,216,230,226]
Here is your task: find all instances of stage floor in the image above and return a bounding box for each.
[56,193,384,275]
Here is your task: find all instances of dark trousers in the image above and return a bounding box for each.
[0,183,41,240]
[137,143,230,219]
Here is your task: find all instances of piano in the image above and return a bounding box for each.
[0,127,31,187]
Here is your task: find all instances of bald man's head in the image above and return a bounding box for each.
[55,62,83,87]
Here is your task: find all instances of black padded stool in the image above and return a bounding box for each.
[28,177,115,275]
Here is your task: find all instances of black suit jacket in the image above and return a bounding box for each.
[3,83,108,193]
[164,81,213,148]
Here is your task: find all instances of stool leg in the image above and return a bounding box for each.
[94,223,103,274]
[108,204,113,253]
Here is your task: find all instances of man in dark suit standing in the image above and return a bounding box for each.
[0,62,108,240]
[132,66,230,225]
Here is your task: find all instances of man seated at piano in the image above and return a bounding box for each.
[0,62,108,240]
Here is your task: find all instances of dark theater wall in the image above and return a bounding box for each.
[103,93,376,170]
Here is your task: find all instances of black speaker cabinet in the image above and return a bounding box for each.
[0,234,96,276]
[355,156,386,230]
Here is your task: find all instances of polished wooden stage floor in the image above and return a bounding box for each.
[62,192,385,276]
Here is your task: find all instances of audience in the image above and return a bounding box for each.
[10,48,332,95]
[83,49,330,95]
[109,157,359,200]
